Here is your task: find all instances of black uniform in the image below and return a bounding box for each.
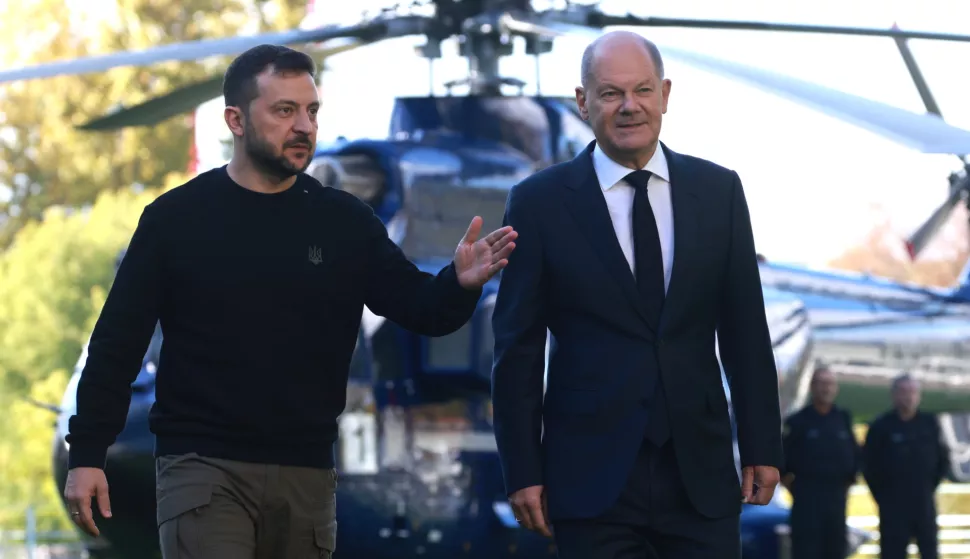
[782,404,861,559]
[863,410,949,559]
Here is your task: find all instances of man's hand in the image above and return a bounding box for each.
[741,465,779,505]
[509,485,552,538]
[454,216,518,289]
[64,467,112,537]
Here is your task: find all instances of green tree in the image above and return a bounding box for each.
[0,181,172,532]
[0,0,308,246]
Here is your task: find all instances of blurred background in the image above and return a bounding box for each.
[3,0,970,557]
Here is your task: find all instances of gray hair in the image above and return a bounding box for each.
[580,33,665,90]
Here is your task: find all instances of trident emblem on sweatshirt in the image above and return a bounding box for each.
[309,246,323,265]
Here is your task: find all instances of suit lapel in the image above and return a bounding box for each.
[563,141,654,333]
[658,143,699,335]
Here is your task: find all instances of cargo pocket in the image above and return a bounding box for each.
[157,484,213,558]
[313,520,337,559]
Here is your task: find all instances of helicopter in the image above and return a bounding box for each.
[6,0,970,557]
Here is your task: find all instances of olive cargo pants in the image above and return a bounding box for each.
[155,453,337,559]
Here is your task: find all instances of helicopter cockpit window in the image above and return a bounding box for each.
[307,153,388,210]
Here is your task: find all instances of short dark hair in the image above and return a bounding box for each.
[223,44,316,113]
[811,363,833,383]
[892,372,916,391]
[580,34,664,90]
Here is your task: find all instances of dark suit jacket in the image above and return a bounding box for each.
[490,140,783,522]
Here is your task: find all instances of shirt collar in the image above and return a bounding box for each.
[592,142,670,192]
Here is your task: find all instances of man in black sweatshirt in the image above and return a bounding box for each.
[62,44,518,559]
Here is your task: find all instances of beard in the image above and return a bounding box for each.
[243,120,313,180]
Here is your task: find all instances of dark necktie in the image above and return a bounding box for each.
[625,169,670,447]
[626,170,665,325]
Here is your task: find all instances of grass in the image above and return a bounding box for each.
[844,482,970,517]
[835,383,970,426]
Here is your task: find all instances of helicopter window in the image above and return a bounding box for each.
[307,153,388,210]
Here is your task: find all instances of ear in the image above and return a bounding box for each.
[661,79,672,115]
[575,86,589,120]
[224,106,246,137]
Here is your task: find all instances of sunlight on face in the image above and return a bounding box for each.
[245,69,320,177]
[810,369,839,405]
[576,33,671,166]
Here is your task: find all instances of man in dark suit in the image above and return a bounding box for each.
[490,30,783,559]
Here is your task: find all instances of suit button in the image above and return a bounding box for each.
[641,398,649,408]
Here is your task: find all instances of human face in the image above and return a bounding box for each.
[241,68,319,179]
[893,378,921,415]
[576,37,670,167]
[810,369,839,406]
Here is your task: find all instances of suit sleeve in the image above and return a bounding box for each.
[66,203,164,469]
[364,209,482,337]
[716,171,784,471]
[490,183,547,496]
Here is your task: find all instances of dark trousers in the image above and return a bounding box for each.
[878,495,938,559]
[552,440,740,559]
[155,452,338,559]
[789,483,847,559]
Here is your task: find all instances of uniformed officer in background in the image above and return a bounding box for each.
[863,373,950,559]
[781,364,861,559]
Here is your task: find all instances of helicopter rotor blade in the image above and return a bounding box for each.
[509,11,970,154]
[78,75,223,131]
[905,174,969,259]
[550,8,970,43]
[653,45,970,154]
[0,16,431,85]
[889,29,968,163]
[77,40,367,131]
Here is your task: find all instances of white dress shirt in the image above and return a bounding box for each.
[591,144,674,293]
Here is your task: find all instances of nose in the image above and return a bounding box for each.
[293,110,315,134]
[619,93,640,113]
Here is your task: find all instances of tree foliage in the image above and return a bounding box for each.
[0,182,168,532]
[0,0,308,247]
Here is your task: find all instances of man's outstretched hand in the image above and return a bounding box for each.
[454,216,518,289]
[741,465,780,505]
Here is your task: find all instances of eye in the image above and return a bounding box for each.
[277,106,293,116]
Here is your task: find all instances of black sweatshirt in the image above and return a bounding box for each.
[66,166,482,470]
